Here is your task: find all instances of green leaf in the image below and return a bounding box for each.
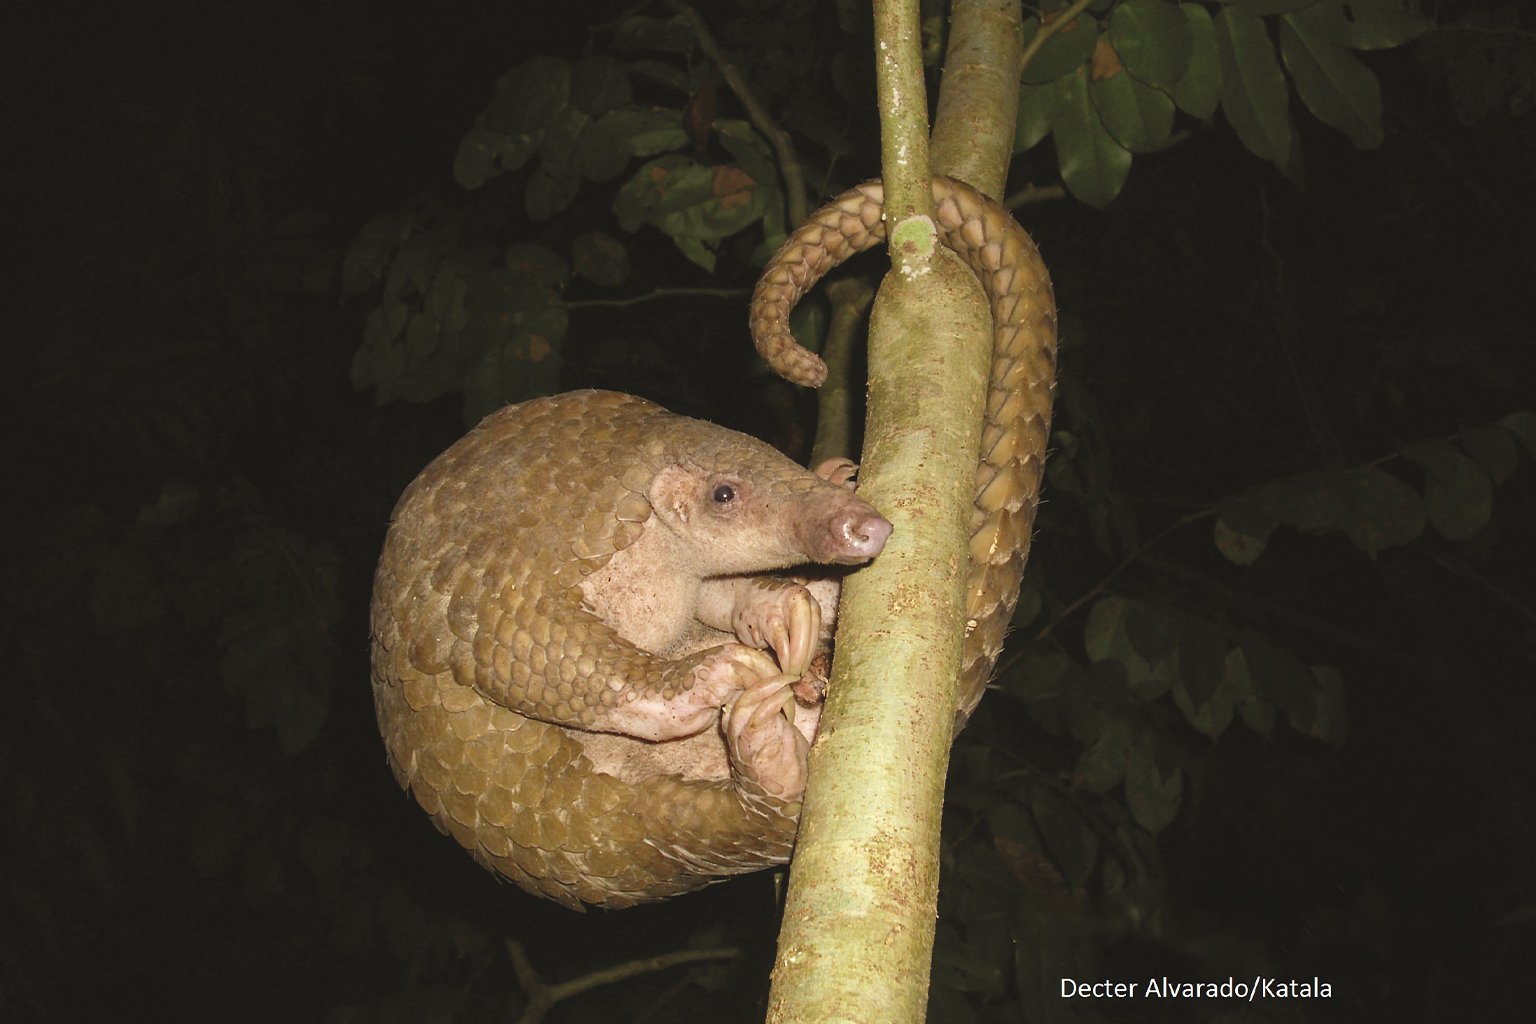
[1022,12,1101,84]
[1124,600,1177,664]
[525,164,581,222]
[1050,69,1133,208]
[1172,616,1236,740]
[1000,647,1081,703]
[423,262,468,330]
[1401,439,1494,541]
[342,213,411,296]
[420,247,568,417]
[455,57,579,190]
[714,119,777,192]
[1240,629,1317,735]
[392,230,445,297]
[1077,714,1137,792]
[462,273,566,405]
[1226,647,1277,737]
[536,105,589,177]
[570,55,632,114]
[351,303,406,392]
[1082,597,1175,704]
[1029,785,1100,891]
[625,58,690,92]
[1108,0,1193,90]
[575,115,631,182]
[1082,594,1130,663]
[453,124,504,189]
[482,57,571,135]
[461,328,563,424]
[1294,0,1430,51]
[1124,738,1182,832]
[613,156,765,256]
[1213,515,1271,565]
[1215,6,1294,169]
[1225,0,1319,13]
[611,15,697,53]
[1215,482,1282,563]
[495,132,537,175]
[1016,81,1060,151]
[599,108,688,158]
[1091,69,1176,152]
[1013,583,1045,636]
[577,108,685,186]
[398,310,453,402]
[1219,464,1427,560]
[1171,3,1221,118]
[1280,16,1384,149]
[1332,465,1426,554]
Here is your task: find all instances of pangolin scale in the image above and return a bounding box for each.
[750,175,1057,720]
[370,175,1056,908]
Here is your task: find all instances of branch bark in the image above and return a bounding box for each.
[766,2,1025,1021]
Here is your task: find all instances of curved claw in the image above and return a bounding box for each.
[746,678,797,728]
[731,580,822,679]
[717,646,782,692]
[812,457,860,489]
[723,672,810,803]
[768,589,821,679]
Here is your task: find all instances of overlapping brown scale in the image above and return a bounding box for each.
[413,739,454,794]
[749,175,1058,725]
[579,842,630,881]
[374,383,907,904]
[496,712,547,754]
[410,775,443,819]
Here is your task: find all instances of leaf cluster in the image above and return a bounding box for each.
[1218,410,1536,560]
[1017,0,1429,205]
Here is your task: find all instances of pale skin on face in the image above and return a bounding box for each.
[575,453,874,786]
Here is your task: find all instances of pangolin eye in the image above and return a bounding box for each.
[712,483,737,504]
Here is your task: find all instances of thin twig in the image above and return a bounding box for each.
[1413,541,1536,628]
[1002,181,1066,210]
[507,939,742,1024]
[1032,511,1211,643]
[1020,0,1096,78]
[664,0,808,226]
[565,285,747,310]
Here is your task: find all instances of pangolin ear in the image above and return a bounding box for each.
[646,464,698,524]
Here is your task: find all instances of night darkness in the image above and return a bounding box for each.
[7,2,1536,1022]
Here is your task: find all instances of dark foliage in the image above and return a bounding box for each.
[6,2,1534,1022]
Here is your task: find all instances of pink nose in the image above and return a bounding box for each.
[830,509,892,563]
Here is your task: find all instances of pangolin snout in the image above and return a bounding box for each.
[816,504,892,564]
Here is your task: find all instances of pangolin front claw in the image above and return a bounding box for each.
[723,672,809,804]
[732,580,822,680]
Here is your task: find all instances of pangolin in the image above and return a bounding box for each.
[369,175,1056,908]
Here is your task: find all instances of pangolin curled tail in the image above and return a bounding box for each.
[749,175,1058,719]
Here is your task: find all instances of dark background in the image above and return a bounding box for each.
[7,1,1535,1022]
